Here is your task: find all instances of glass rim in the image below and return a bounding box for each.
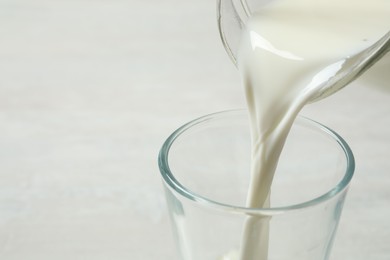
[158,109,355,216]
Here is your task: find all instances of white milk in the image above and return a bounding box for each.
[224,0,389,259]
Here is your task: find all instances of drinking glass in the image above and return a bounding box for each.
[158,110,354,260]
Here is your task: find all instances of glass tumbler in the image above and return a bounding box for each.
[158,110,355,260]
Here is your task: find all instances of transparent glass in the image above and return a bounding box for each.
[216,0,390,101]
[158,110,355,260]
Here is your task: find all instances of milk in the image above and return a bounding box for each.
[228,0,389,259]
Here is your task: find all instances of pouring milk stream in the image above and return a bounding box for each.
[218,0,389,259]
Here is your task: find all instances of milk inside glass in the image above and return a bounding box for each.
[221,0,389,259]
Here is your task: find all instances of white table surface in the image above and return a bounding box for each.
[0,0,389,259]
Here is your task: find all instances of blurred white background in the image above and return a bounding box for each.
[0,0,389,259]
